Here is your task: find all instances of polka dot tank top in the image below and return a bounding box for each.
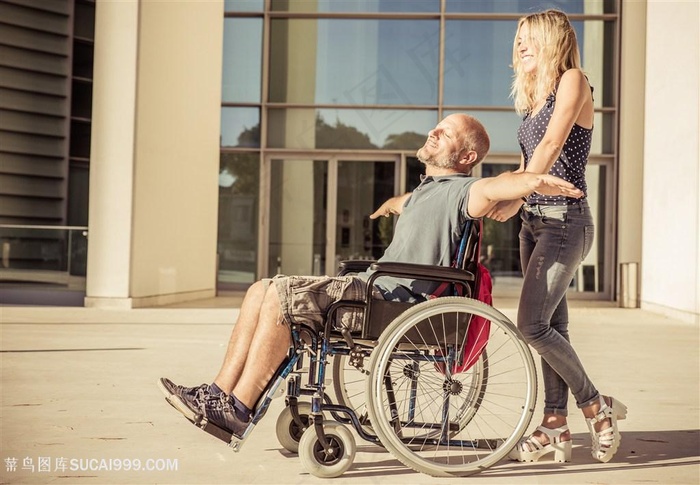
[517,87,592,206]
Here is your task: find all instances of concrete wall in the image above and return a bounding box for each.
[86,0,224,308]
[85,0,138,305]
[617,0,646,302]
[641,0,700,324]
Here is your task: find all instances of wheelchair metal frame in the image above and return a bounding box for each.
[212,220,536,478]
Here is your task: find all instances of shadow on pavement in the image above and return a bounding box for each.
[269,429,700,480]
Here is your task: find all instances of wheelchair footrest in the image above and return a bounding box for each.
[199,417,248,452]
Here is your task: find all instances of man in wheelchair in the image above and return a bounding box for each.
[159,113,583,443]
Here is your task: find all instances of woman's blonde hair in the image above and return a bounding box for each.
[510,9,582,115]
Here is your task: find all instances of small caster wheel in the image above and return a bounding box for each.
[299,422,356,478]
[275,402,312,453]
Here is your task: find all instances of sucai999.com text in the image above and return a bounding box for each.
[4,456,179,474]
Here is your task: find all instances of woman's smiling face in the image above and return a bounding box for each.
[517,23,539,75]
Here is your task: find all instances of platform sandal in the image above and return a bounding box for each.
[508,425,572,462]
[587,395,628,463]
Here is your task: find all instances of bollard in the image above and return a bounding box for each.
[619,262,639,308]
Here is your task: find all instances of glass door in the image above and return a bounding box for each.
[330,159,398,273]
[264,155,398,278]
[267,158,327,277]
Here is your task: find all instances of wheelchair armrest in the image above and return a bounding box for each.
[338,260,376,275]
[369,261,475,282]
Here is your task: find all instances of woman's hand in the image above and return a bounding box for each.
[486,199,524,222]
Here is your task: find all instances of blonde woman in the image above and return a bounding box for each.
[487,10,627,463]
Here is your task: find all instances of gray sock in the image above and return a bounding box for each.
[229,393,252,422]
[209,382,224,396]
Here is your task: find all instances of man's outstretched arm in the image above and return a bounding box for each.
[369,192,412,219]
[467,172,583,218]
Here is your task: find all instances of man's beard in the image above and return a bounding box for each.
[416,146,460,169]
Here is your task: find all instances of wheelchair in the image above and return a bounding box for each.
[199,220,538,478]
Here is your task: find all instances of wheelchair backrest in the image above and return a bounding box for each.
[455,218,482,275]
[329,217,487,341]
[358,218,486,340]
[429,218,482,299]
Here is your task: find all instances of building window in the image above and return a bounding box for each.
[219,1,619,297]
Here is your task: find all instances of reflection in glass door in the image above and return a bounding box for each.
[479,162,610,297]
[331,160,396,273]
[480,163,522,296]
[266,157,398,278]
[268,159,327,277]
[406,159,609,297]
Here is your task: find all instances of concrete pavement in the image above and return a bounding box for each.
[1,297,699,484]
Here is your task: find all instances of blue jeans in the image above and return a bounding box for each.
[518,200,599,416]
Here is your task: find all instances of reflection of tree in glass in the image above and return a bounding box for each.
[218,149,260,275]
[217,125,263,194]
[383,131,425,150]
[237,123,260,148]
[234,116,426,151]
[315,112,427,150]
[315,114,377,149]
[220,152,258,195]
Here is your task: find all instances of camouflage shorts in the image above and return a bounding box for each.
[268,275,368,333]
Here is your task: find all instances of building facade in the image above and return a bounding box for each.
[0,0,698,324]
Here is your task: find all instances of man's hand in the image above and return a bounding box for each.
[369,193,411,219]
[529,174,584,198]
[486,199,523,222]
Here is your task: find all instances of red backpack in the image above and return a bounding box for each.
[434,219,493,374]
[452,263,492,373]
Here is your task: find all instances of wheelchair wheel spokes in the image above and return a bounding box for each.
[371,351,486,448]
[331,353,370,428]
[366,297,537,477]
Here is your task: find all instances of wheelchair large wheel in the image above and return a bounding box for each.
[365,297,536,477]
[332,351,486,451]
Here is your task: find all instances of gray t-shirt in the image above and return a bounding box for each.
[361,174,479,302]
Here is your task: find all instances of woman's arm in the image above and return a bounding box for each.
[485,199,524,222]
[525,69,593,174]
